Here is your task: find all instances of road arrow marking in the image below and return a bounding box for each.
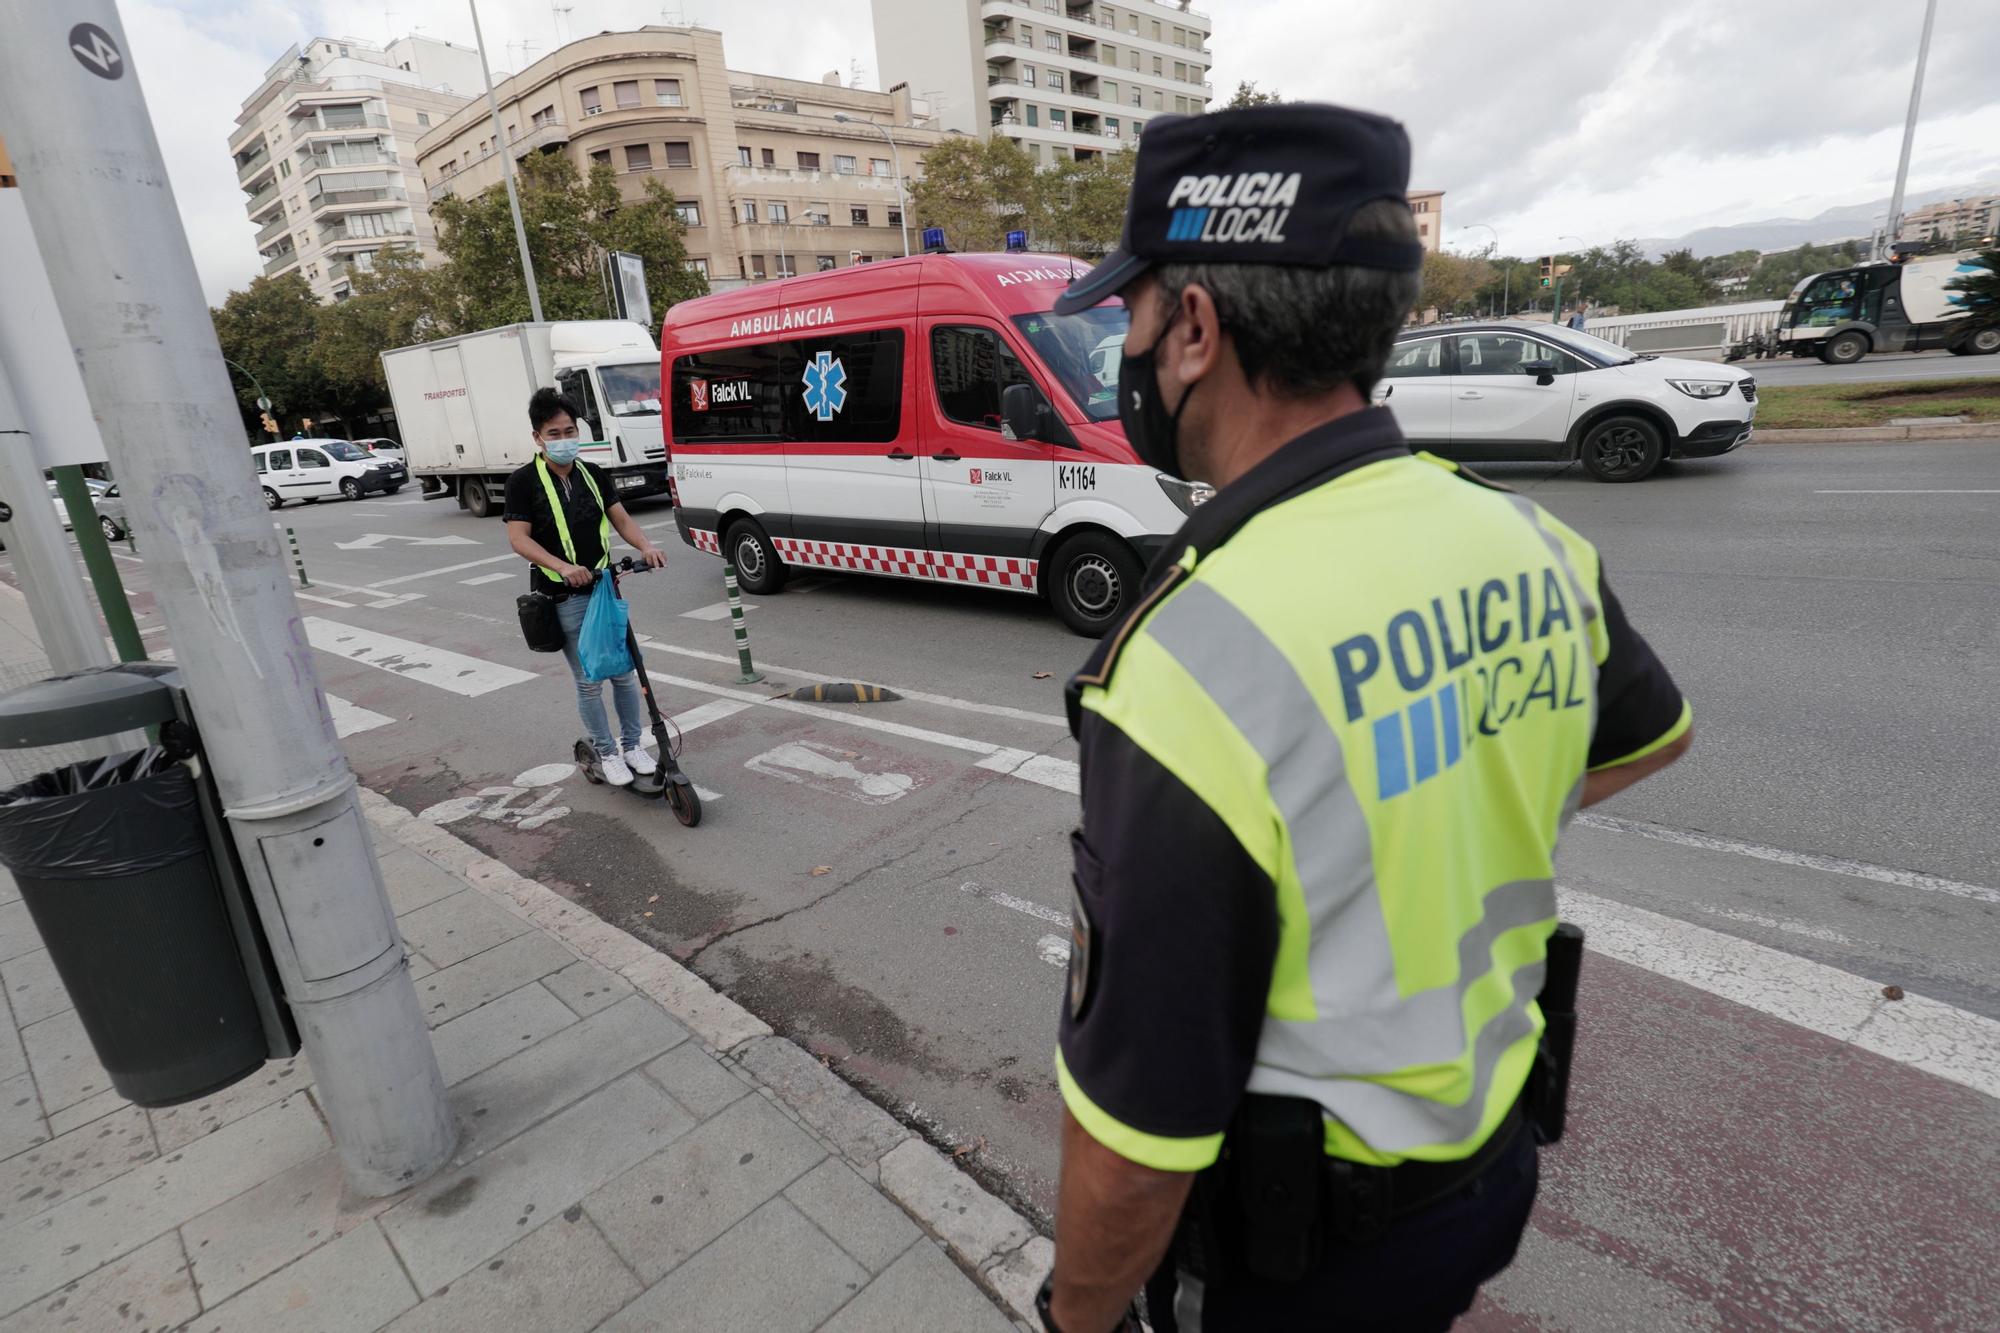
[333,532,483,551]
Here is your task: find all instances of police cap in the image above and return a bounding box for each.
[1051,103,1424,316]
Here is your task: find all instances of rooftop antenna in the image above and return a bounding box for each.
[849,59,865,89]
[551,3,573,43]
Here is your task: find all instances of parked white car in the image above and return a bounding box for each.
[251,439,407,509]
[354,437,406,464]
[1378,323,1758,482]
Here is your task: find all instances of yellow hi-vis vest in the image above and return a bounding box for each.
[1074,452,1610,1166]
[535,455,611,581]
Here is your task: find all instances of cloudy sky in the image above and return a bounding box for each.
[122,0,2000,305]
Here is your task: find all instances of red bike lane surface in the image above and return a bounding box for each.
[1474,953,1999,1331]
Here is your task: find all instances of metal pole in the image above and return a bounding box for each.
[0,1,455,1196]
[722,563,762,684]
[52,465,146,662]
[837,115,910,257]
[0,369,109,675]
[223,357,277,439]
[468,0,544,322]
[1882,0,1938,261]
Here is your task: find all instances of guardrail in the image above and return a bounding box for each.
[1582,300,1785,360]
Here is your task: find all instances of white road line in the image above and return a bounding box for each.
[960,880,1070,926]
[365,593,425,610]
[302,616,537,696]
[647,642,1069,727]
[680,600,757,621]
[295,591,357,609]
[1573,812,2000,906]
[667,699,753,733]
[1685,902,1851,946]
[640,520,679,531]
[460,572,516,587]
[1559,886,2000,1102]
[109,550,143,564]
[326,694,394,738]
[369,554,516,588]
[1814,489,2000,494]
[1036,935,1072,968]
[139,623,167,637]
[975,747,1081,795]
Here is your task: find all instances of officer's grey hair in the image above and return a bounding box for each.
[1153,198,1422,399]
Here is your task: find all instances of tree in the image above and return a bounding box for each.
[210,272,335,439]
[428,152,706,331]
[909,135,1040,254]
[315,246,441,418]
[1419,251,1494,318]
[1037,149,1137,256]
[1226,81,1283,108]
[1945,247,2000,340]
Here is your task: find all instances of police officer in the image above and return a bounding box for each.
[1038,105,1693,1333]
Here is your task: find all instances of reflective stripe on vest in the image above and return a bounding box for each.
[535,455,611,581]
[1081,456,1608,1165]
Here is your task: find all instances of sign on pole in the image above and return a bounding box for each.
[609,251,650,325]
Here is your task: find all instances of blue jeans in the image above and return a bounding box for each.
[556,592,644,758]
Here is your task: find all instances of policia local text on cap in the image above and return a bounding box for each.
[1037,105,1693,1333]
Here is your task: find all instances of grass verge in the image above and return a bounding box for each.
[1755,376,2000,430]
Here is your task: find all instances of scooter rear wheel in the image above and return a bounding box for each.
[666,781,701,827]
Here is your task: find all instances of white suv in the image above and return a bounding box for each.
[1377,323,1757,482]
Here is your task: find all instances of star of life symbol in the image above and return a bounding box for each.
[802,350,848,422]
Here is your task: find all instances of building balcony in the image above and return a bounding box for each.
[255,214,291,247]
[243,181,282,218]
[293,112,391,138]
[235,144,272,184]
[261,247,298,277]
[301,148,398,177]
[310,184,408,214]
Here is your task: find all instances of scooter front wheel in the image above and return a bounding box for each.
[574,739,605,782]
[666,780,701,827]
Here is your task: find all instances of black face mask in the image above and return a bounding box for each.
[1118,306,1200,479]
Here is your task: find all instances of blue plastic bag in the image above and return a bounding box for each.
[578,576,634,681]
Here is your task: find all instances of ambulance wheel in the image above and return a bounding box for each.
[724,519,787,595]
[1047,531,1141,638]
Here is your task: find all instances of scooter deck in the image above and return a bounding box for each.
[573,738,667,797]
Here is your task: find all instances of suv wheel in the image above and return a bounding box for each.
[339,478,363,501]
[724,518,787,595]
[1579,416,1665,483]
[1047,531,1142,637]
[1820,331,1869,364]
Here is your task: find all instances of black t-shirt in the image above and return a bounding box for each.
[504,459,616,591]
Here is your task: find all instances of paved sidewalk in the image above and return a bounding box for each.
[0,788,1036,1330]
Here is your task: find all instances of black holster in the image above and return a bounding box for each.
[1525,921,1584,1145]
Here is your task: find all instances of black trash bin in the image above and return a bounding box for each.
[0,747,267,1107]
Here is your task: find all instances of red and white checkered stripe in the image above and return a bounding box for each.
[687,529,1039,592]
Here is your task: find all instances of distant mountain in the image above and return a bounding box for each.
[1636,181,2000,259]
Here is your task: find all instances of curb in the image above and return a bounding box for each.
[356,787,1050,1325]
[1752,423,2000,444]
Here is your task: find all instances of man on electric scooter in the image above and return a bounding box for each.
[505,388,669,787]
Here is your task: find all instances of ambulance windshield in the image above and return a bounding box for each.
[1011,304,1129,423]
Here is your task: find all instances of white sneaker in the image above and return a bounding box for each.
[599,753,635,787]
[623,746,658,776]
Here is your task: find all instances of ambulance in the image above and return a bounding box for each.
[661,253,1207,636]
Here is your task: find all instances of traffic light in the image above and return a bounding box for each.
[1539,255,1554,288]
[260,412,279,437]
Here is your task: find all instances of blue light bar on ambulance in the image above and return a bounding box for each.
[1006,230,1028,252]
[922,226,949,253]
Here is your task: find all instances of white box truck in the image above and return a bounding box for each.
[380,320,669,517]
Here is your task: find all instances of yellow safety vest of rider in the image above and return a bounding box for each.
[535,454,611,582]
[1065,452,1613,1168]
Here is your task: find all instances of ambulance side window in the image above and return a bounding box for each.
[672,343,793,444]
[791,329,904,446]
[931,326,1035,431]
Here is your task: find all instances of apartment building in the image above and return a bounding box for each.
[230,35,480,301]
[1899,194,1999,246]
[872,0,1214,167]
[1409,189,1446,253]
[415,27,947,289]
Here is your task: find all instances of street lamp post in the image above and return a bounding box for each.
[468,0,544,321]
[222,357,276,436]
[1461,224,1502,318]
[1882,0,1939,260]
[834,114,910,258]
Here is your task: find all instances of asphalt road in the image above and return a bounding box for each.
[11,439,1996,1330]
[1731,346,2000,387]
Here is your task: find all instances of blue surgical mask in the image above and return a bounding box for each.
[543,439,582,465]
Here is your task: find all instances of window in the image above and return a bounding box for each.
[1050,108,1066,130]
[655,79,683,107]
[624,144,652,172]
[806,202,831,225]
[1020,24,1033,46]
[665,141,693,168]
[1153,89,1164,109]
[1419,221,1428,238]
[1130,86,1142,106]
[1151,20,1162,39]
[1454,333,1585,376]
[870,158,890,176]
[769,201,789,222]
[816,255,837,271]
[850,206,869,225]
[278,160,292,178]
[1174,61,1187,81]
[1175,96,1188,113]
[1046,32,1061,51]
[1132,119,1144,136]
[1105,80,1118,100]
[1173,27,1186,47]
[738,145,752,165]
[761,147,776,166]
[265,449,291,471]
[685,257,709,278]
[797,151,821,171]
[1106,116,1120,138]
[1103,44,1116,65]
[1024,64,1036,87]
[835,155,857,174]
[1152,55,1163,75]
[674,201,701,227]
[1026,104,1039,127]
[887,207,902,228]
[775,255,796,277]
[931,326,1036,430]
[591,149,612,168]
[555,367,603,435]
[580,86,601,115]
[742,199,758,222]
[1383,338,1447,379]
[672,329,904,446]
[298,448,330,469]
[749,254,766,278]
[1049,71,1064,93]
[532,105,556,127]
[1130,50,1140,71]
[614,80,640,109]
[416,112,430,128]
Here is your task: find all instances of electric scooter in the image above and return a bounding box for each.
[572,557,702,827]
